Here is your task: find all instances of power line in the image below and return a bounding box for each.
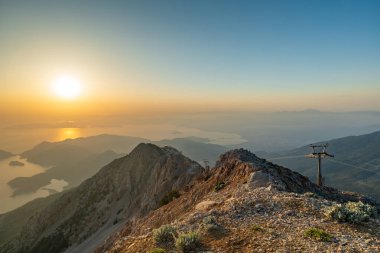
[266,155,305,160]
[266,152,380,176]
[325,159,380,176]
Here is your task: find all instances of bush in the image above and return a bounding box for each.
[305,228,332,242]
[214,181,226,192]
[148,248,166,253]
[304,192,318,198]
[324,201,377,224]
[250,224,264,232]
[153,225,177,245]
[175,232,202,252]
[159,190,181,206]
[202,215,222,234]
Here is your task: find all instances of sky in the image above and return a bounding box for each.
[1,0,380,121]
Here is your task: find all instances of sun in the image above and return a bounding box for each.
[52,75,82,99]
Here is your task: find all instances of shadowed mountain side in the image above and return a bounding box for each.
[0,143,204,253]
[261,131,380,201]
[0,193,64,246]
[8,150,121,196]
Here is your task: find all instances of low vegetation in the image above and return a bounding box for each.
[305,228,333,242]
[202,215,223,234]
[250,224,264,232]
[148,248,166,253]
[214,181,226,192]
[159,190,181,206]
[304,192,319,198]
[175,231,201,252]
[324,201,377,224]
[153,225,177,245]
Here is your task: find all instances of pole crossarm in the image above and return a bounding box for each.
[305,143,334,186]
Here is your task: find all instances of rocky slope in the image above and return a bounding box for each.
[0,193,62,247]
[97,149,379,253]
[0,143,203,253]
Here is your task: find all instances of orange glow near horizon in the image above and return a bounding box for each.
[56,128,82,141]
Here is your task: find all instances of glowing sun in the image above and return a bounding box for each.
[52,75,82,99]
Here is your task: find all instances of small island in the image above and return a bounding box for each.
[9,160,25,167]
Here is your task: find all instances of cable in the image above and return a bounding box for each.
[325,159,380,176]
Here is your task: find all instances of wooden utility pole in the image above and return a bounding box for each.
[306,144,334,186]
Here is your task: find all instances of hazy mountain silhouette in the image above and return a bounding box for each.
[0,150,13,160]
[154,137,227,165]
[10,135,226,197]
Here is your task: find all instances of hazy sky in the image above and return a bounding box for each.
[1,0,380,119]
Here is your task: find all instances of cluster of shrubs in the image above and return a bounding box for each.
[159,190,180,206]
[202,215,223,234]
[153,225,177,244]
[304,228,333,242]
[152,224,201,252]
[324,201,377,224]
[175,232,202,252]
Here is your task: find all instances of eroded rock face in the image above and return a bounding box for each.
[1,143,204,253]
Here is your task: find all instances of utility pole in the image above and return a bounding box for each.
[306,144,334,186]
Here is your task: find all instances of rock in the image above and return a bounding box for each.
[195,200,217,211]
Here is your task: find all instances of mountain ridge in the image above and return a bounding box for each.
[0,143,204,253]
[97,148,379,252]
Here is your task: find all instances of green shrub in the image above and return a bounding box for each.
[148,248,166,253]
[304,192,318,198]
[202,215,222,234]
[153,225,177,245]
[175,232,201,252]
[305,228,332,242]
[250,224,264,232]
[214,181,226,192]
[324,201,377,224]
[159,190,180,206]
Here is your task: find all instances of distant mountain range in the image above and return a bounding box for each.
[260,131,380,201]
[8,135,226,198]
